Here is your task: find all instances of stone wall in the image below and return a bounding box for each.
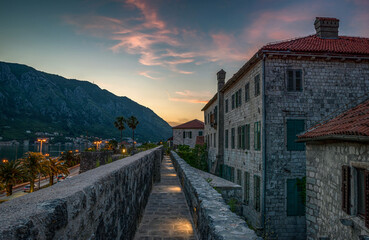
[203,100,218,169]
[80,151,122,173]
[305,141,369,240]
[170,151,260,240]
[264,58,369,239]
[173,128,203,148]
[0,147,163,240]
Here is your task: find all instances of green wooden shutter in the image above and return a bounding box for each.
[244,172,250,204]
[242,125,246,150]
[287,119,305,151]
[287,179,305,216]
[254,175,260,212]
[246,124,250,150]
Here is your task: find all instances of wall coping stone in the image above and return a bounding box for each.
[170,151,260,240]
[0,146,163,240]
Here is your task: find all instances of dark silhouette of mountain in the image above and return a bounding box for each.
[0,61,172,142]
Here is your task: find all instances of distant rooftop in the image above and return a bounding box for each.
[172,119,204,129]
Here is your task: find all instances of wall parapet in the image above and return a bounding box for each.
[0,146,163,240]
[170,151,260,240]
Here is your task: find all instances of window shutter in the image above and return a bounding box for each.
[183,131,186,139]
[365,170,369,228]
[341,165,350,214]
[295,70,302,91]
[189,132,192,139]
[287,70,294,91]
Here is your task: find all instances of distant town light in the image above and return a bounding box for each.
[2,159,8,163]
[75,149,79,152]
[122,149,126,153]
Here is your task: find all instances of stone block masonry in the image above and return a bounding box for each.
[170,151,261,240]
[0,146,163,240]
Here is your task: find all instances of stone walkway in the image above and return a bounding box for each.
[134,156,198,240]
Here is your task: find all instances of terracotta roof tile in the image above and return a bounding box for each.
[262,35,369,56]
[299,99,369,139]
[172,119,204,129]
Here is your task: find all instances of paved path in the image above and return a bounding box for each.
[134,156,198,240]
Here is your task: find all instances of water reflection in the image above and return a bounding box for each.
[0,143,87,161]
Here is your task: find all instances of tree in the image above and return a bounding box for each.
[21,152,45,193]
[114,116,126,144]
[0,160,24,196]
[46,157,69,186]
[127,116,139,149]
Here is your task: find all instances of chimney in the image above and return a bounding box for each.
[217,69,226,91]
[314,17,339,39]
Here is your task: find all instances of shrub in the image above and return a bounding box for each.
[176,144,208,172]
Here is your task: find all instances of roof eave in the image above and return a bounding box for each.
[297,134,369,143]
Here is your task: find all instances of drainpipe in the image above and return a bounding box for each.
[261,54,267,230]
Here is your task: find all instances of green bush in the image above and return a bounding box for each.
[176,144,208,172]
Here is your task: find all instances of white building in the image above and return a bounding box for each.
[172,119,204,148]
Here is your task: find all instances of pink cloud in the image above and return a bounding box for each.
[126,0,166,29]
[138,71,161,80]
[168,90,212,104]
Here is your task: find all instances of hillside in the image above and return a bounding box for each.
[0,62,172,142]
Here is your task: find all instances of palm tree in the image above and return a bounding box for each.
[114,116,126,145]
[127,116,139,149]
[21,152,45,193]
[46,157,69,185]
[0,160,24,196]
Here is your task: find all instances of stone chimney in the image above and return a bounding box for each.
[314,17,339,39]
[217,69,226,91]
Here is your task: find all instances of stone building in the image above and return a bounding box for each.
[298,99,369,240]
[172,119,204,148]
[202,17,369,239]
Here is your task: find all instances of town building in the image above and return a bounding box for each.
[298,99,369,240]
[172,119,204,148]
[202,17,369,239]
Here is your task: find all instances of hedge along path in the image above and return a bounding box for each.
[134,155,198,240]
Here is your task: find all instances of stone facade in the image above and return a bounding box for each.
[203,57,369,238]
[0,147,163,240]
[173,128,203,148]
[170,151,261,240]
[305,142,369,240]
[204,100,218,167]
[79,151,122,173]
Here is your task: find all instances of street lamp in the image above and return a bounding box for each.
[37,138,47,154]
[2,159,8,163]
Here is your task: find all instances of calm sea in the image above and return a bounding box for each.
[0,144,87,161]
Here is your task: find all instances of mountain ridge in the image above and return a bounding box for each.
[0,61,172,142]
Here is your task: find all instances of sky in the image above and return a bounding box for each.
[0,0,368,126]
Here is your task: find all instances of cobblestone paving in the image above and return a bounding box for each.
[134,156,198,240]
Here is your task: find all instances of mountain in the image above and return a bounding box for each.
[0,61,172,142]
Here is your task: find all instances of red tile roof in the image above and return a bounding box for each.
[196,136,205,146]
[262,35,369,56]
[299,99,369,139]
[172,119,204,129]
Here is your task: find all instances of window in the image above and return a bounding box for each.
[357,168,365,216]
[241,125,246,150]
[237,89,242,107]
[245,83,250,102]
[214,133,216,147]
[235,91,239,108]
[254,122,261,150]
[286,119,305,151]
[225,99,229,113]
[230,167,235,183]
[198,131,203,136]
[254,74,260,96]
[183,131,192,138]
[244,172,250,204]
[237,169,242,185]
[287,178,305,216]
[231,128,235,149]
[232,94,235,109]
[254,175,261,212]
[237,126,242,149]
[287,69,302,91]
[245,124,250,150]
[225,130,229,149]
[183,131,185,139]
